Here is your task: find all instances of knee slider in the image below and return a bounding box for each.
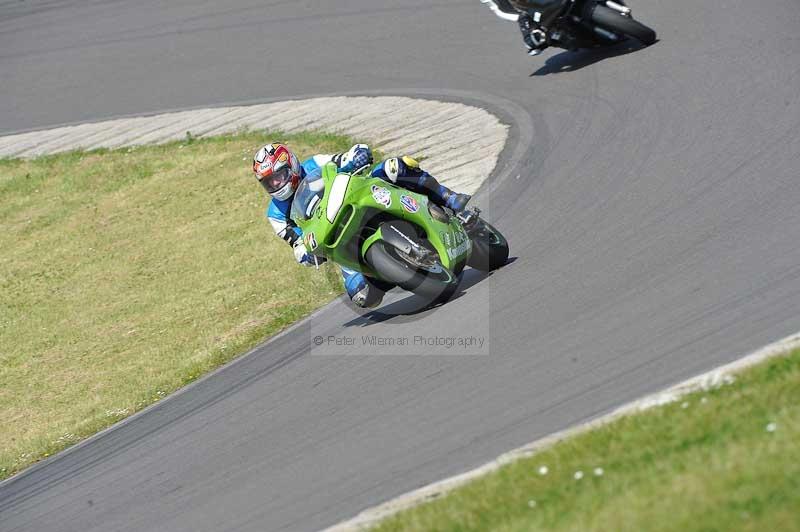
[384,157,402,183]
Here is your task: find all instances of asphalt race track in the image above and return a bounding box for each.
[2,1,800,531]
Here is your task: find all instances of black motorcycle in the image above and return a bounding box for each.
[482,0,656,53]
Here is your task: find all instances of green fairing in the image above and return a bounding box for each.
[290,163,470,280]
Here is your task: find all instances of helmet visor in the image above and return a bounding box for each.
[260,166,292,194]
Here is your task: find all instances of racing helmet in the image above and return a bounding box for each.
[253,143,302,201]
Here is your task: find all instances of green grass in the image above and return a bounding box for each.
[0,130,356,480]
[374,349,800,532]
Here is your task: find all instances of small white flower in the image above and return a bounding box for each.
[700,397,708,404]
[574,471,584,480]
[527,499,537,508]
[681,402,690,409]
[538,465,549,476]
[594,467,604,477]
[766,423,777,433]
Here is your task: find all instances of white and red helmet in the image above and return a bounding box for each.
[253,143,302,201]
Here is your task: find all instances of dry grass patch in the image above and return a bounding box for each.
[0,130,354,479]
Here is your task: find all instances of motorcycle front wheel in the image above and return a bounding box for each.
[590,5,656,45]
[466,219,510,272]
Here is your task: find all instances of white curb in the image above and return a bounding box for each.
[324,332,800,531]
[0,96,509,196]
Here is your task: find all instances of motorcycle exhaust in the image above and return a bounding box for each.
[386,224,431,261]
[606,1,631,16]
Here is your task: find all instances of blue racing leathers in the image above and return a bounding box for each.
[266,144,384,308]
[371,156,471,212]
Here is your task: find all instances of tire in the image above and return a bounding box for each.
[365,241,458,300]
[590,4,656,45]
[466,220,509,272]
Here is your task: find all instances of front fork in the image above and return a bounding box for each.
[456,208,481,235]
[605,1,631,16]
[587,0,632,42]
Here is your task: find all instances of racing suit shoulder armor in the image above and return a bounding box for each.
[267,197,291,222]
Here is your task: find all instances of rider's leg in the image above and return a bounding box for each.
[373,157,471,212]
[341,267,386,309]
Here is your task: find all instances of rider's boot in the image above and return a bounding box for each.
[413,173,471,213]
[342,268,385,309]
[439,187,472,213]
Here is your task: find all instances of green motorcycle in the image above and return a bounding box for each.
[290,162,509,301]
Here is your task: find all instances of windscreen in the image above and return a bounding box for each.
[290,174,326,223]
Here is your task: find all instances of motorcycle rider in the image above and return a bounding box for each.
[253,142,471,308]
[481,0,550,56]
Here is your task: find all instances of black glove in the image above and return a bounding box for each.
[519,13,548,54]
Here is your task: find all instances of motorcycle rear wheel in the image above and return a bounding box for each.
[590,5,656,45]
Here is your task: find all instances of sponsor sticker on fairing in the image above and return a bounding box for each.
[306,232,318,250]
[371,185,392,207]
[440,230,469,260]
[400,195,419,214]
[447,239,470,260]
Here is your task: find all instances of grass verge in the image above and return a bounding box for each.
[0,130,357,480]
[373,348,800,532]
